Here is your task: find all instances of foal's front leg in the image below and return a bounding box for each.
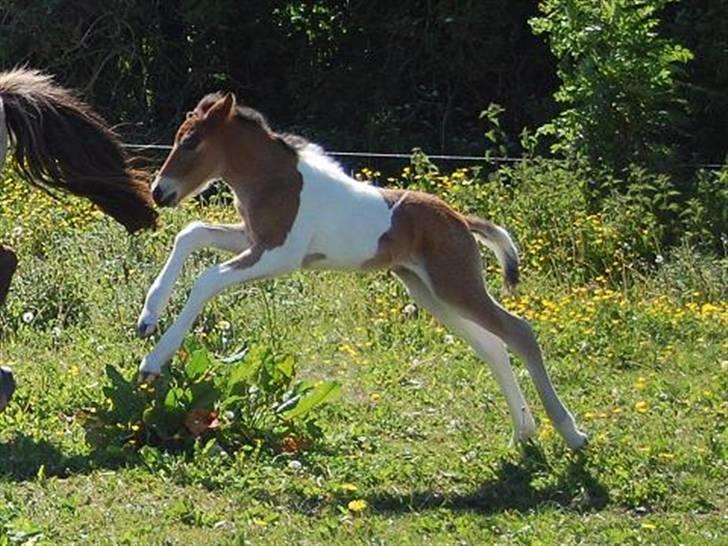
[137,222,249,337]
[139,246,298,378]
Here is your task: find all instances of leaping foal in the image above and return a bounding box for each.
[138,93,587,450]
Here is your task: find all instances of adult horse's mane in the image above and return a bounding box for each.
[0,67,157,233]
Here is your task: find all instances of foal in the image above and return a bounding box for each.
[139,93,587,450]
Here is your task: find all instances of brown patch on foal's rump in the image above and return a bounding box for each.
[363,188,507,325]
[363,189,478,271]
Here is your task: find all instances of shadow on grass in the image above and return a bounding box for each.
[0,433,131,482]
[365,444,609,515]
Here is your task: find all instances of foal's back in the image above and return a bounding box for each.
[295,147,397,271]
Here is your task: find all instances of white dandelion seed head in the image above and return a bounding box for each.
[402,303,417,316]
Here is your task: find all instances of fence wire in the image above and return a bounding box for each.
[121,143,725,170]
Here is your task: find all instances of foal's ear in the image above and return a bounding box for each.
[205,93,236,125]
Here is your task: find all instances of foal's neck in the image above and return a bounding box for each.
[223,136,303,248]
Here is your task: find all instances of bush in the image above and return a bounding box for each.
[531,0,693,172]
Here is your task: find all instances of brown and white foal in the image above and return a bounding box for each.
[139,93,587,450]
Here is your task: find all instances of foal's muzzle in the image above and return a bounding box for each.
[151,181,177,207]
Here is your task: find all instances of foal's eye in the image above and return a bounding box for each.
[179,133,200,150]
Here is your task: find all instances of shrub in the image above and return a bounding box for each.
[531,0,693,172]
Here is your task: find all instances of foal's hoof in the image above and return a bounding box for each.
[0,367,16,412]
[136,319,157,339]
[567,430,589,451]
[137,371,160,384]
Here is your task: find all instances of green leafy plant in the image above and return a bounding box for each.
[531,0,693,171]
[84,342,341,455]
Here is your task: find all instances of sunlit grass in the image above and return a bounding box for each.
[0,163,725,544]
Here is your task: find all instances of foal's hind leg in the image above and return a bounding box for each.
[422,245,588,450]
[394,267,537,444]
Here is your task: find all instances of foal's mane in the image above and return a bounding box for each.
[0,67,157,233]
[194,93,310,155]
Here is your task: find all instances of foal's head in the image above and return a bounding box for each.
[152,93,294,208]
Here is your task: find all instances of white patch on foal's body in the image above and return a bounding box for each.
[294,145,394,270]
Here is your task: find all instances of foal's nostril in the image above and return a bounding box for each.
[152,186,164,205]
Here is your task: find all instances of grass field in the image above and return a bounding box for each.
[0,164,726,545]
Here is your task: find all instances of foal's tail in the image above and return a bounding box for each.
[0,67,157,233]
[466,215,520,292]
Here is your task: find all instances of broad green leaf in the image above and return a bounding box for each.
[184,349,211,381]
[282,381,341,420]
[227,358,261,396]
[164,387,189,414]
[276,354,295,379]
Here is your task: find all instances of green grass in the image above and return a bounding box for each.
[0,178,726,545]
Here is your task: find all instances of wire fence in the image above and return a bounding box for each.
[121,143,726,170]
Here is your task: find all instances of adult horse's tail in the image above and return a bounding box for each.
[0,67,157,233]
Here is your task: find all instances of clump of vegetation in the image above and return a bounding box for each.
[83,343,340,456]
[531,0,693,171]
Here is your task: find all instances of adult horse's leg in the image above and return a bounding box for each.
[0,245,17,411]
[0,245,17,305]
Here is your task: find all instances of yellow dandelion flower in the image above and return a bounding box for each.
[340,483,358,492]
[348,499,368,513]
[635,400,649,413]
[538,423,554,440]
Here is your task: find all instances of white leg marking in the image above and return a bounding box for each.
[137,222,249,337]
[139,247,297,376]
[456,319,538,444]
[394,268,536,444]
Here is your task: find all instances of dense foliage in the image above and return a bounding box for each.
[0,1,725,167]
[0,1,557,153]
[531,0,693,171]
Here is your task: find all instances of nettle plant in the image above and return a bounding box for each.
[84,343,341,455]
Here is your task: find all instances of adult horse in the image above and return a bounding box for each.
[0,67,158,411]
